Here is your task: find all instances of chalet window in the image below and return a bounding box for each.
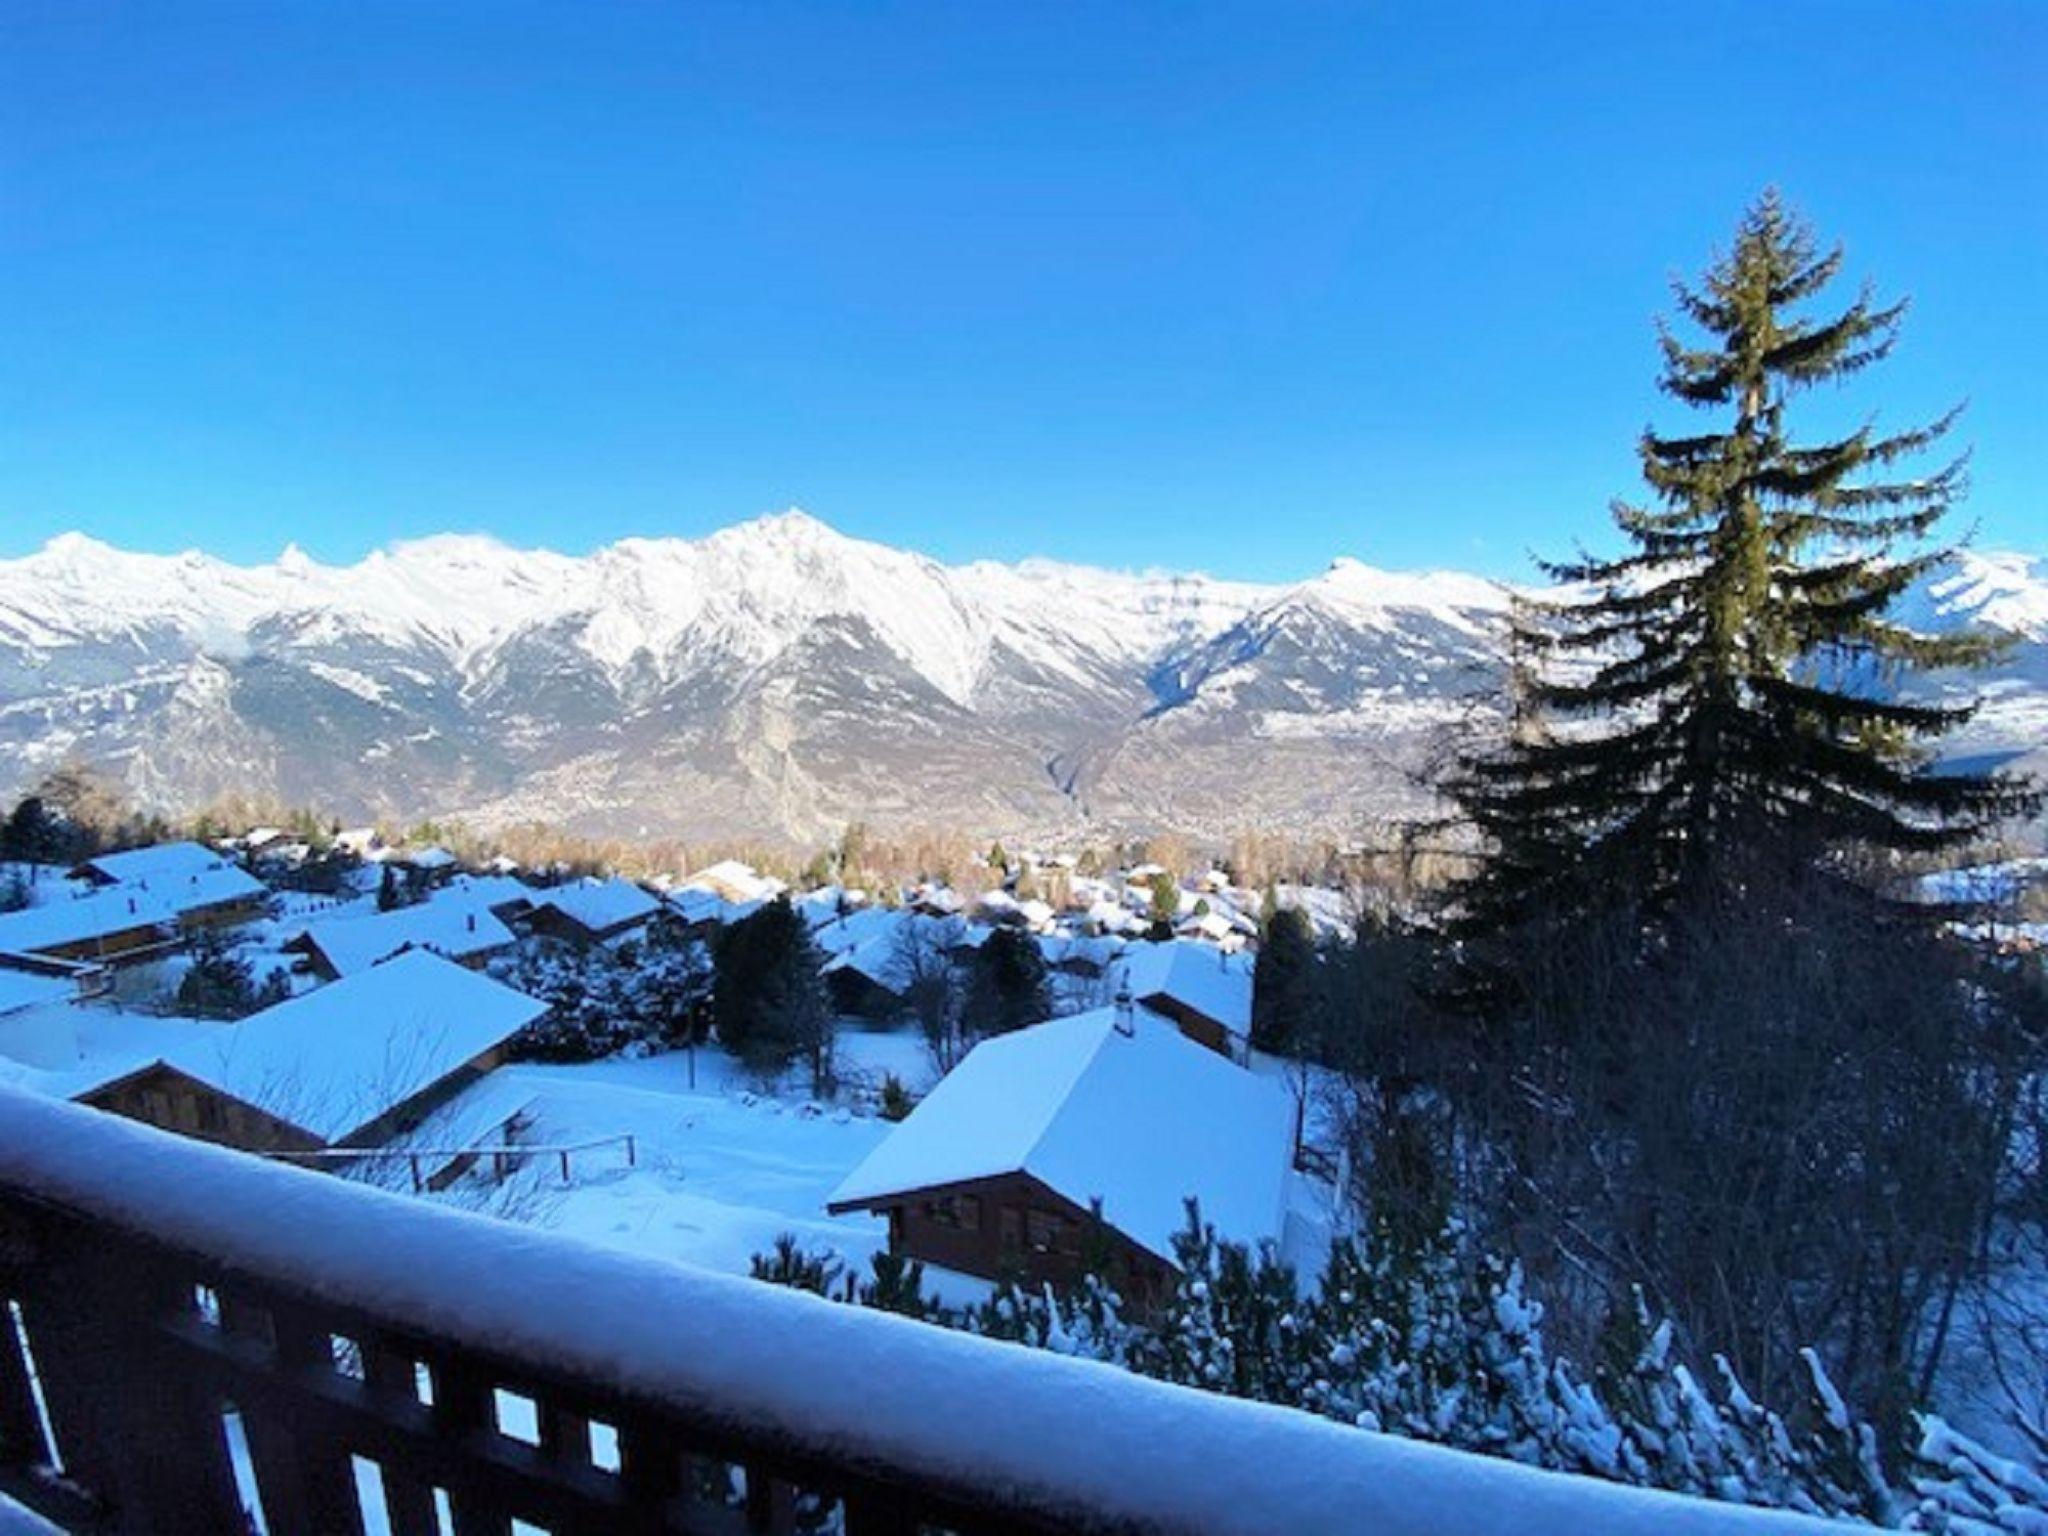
[1025,1209,1063,1255]
[999,1206,1022,1251]
[174,1095,199,1131]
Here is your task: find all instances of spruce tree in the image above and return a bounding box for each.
[712,897,834,1091]
[1452,191,2032,935]
[964,925,1051,1036]
[1250,901,1317,1056]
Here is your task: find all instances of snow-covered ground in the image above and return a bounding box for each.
[382,1026,947,1286]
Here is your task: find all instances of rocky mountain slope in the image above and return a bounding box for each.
[0,512,2039,846]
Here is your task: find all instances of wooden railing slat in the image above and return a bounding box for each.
[362,1342,440,1536]
[430,1357,516,1536]
[223,1293,367,1536]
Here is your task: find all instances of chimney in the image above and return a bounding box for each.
[1113,978,1135,1037]
[467,912,476,932]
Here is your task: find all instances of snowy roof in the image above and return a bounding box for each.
[293,901,516,976]
[161,950,547,1144]
[74,840,228,886]
[666,886,765,927]
[0,867,265,955]
[811,904,908,960]
[398,845,459,870]
[532,877,660,935]
[1111,940,1255,1038]
[830,1008,1292,1263]
[427,873,537,914]
[682,860,780,902]
[1037,932,1126,971]
[0,967,75,1018]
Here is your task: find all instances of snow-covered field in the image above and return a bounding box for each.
[386,1026,944,1285]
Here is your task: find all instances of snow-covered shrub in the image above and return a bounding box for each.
[498,929,711,1062]
[1908,1415,2048,1532]
[751,1206,1907,1522]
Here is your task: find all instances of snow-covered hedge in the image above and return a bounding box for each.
[0,1085,1845,1535]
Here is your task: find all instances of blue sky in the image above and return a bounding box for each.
[2,2,2041,581]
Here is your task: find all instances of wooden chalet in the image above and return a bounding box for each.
[79,950,547,1157]
[829,1006,1292,1298]
[284,901,517,980]
[522,877,661,947]
[1110,937,1255,1060]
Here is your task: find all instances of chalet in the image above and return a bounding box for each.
[393,846,461,886]
[665,885,763,939]
[822,934,912,1018]
[829,1006,1292,1298]
[332,827,384,859]
[0,862,268,965]
[78,950,548,1156]
[429,873,539,926]
[681,860,780,906]
[1036,932,1125,979]
[1109,939,1255,1060]
[284,902,517,980]
[69,841,226,888]
[524,878,661,946]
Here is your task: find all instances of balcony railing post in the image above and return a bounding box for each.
[361,1340,440,1536]
[18,1225,247,1535]
[429,1356,515,1536]
[220,1292,367,1536]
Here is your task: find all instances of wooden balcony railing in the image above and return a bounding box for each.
[0,1086,1834,1535]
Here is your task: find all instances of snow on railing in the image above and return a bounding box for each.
[0,1085,1840,1534]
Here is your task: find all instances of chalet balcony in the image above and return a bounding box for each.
[0,1086,1830,1535]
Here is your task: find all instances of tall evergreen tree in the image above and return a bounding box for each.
[1452,191,2031,934]
[712,897,834,1091]
[964,925,1051,1036]
[1250,900,1316,1055]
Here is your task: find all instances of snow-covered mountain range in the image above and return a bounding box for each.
[1,511,2041,845]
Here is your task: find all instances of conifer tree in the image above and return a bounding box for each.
[712,896,834,1090]
[1250,901,1317,1055]
[1452,191,2032,935]
[964,925,1051,1036]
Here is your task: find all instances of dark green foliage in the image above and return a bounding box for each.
[877,1072,913,1122]
[964,925,1051,1036]
[375,863,413,912]
[500,929,712,1062]
[712,897,834,1091]
[1,796,70,867]
[1146,870,1179,939]
[1249,902,1317,1055]
[177,932,288,1020]
[1450,191,2034,939]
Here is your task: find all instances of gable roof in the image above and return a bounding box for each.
[1111,940,1254,1039]
[292,901,516,977]
[829,1008,1292,1264]
[161,950,547,1144]
[530,877,660,936]
[0,967,76,1018]
[73,841,230,886]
